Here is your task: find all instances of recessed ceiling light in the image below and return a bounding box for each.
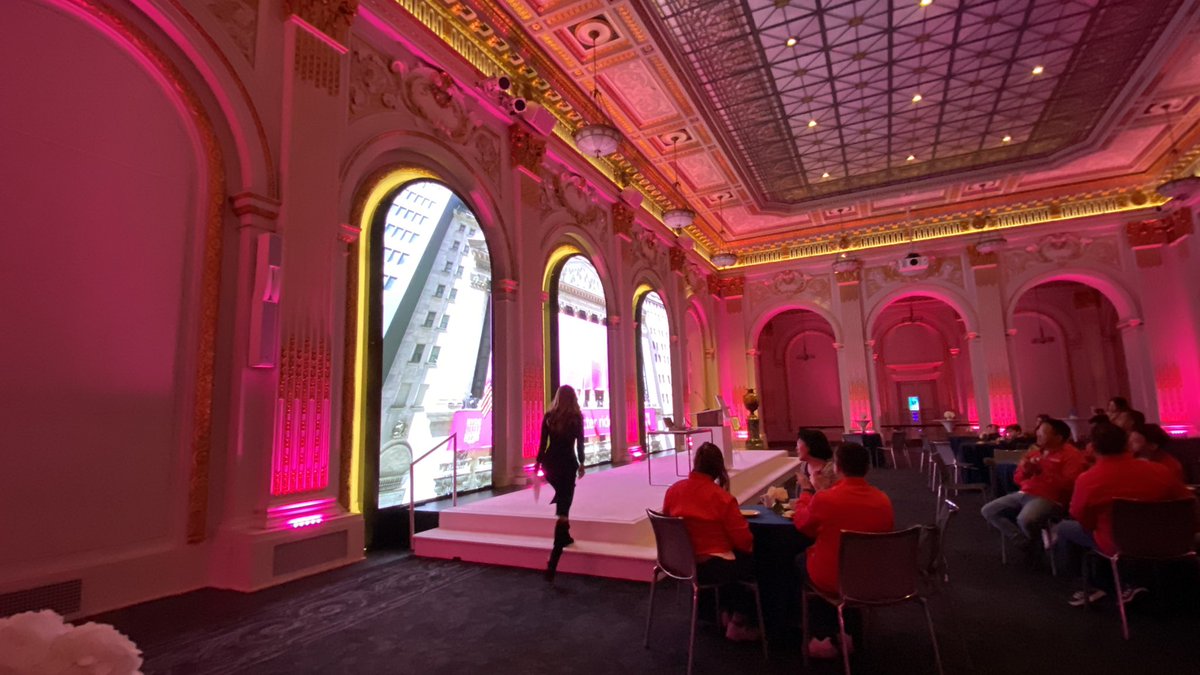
[1002,134,1012,143]
[906,154,916,161]
[912,93,923,103]
[919,0,933,6]
[1032,65,1045,75]
[808,119,818,128]
[786,37,798,47]
[821,171,831,179]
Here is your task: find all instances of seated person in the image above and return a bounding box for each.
[1057,422,1193,605]
[796,428,838,496]
[997,424,1028,449]
[661,442,758,641]
[979,424,1001,442]
[981,418,1085,552]
[793,443,894,657]
[1130,423,1185,483]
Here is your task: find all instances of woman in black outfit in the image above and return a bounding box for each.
[535,384,586,581]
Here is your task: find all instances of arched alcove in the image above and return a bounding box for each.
[756,309,844,444]
[635,287,674,456]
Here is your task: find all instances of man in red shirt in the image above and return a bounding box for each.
[1057,422,1193,605]
[1129,423,1186,484]
[981,418,1085,551]
[793,442,893,657]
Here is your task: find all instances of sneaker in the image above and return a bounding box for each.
[1068,589,1107,606]
[1120,586,1148,604]
[724,621,760,642]
[806,637,838,659]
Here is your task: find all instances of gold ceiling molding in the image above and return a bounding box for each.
[389,0,718,243]
[717,188,1170,270]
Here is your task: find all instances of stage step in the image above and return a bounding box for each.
[413,450,798,580]
[413,529,656,582]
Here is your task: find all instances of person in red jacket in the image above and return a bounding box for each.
[1129,423,1186,484]
[662,442,758,641]
[981,418,1085,551]
[1055,422,1193,606]
[793,442,894,657]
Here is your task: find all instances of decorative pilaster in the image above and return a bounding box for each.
[612,201,635,242]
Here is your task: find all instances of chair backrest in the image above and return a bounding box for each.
[992,449,1025,465]
[890,431,906,451]
[838,526,923,603]
[1110,499,1198,559]
[646,509,698,580]
[919,500,958,576]
[932,442,955,466]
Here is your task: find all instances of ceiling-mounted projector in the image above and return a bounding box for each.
[896,252,931,276]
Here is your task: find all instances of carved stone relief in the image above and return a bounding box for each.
[1002,233,1118,276]
[538,167,605,233]
[402,64,478,143]
[744,269,833,308]
[284,0,357,43]
[207,0,258,63]
[632,227,667,269]
[684,261,708,296]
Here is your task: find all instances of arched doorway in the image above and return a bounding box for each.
[683,304,712,425]
[546,254,612,466]
[636,289,674,456]
[757,309,844,445]
[375,180,495,507]
[1010,280,1130,424]
[871,296,976,436]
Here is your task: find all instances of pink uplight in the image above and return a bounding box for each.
[288,515,323,528]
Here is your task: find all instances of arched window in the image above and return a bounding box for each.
[547,255,611,466]
[376,180,493,506]
[637,290,674,456]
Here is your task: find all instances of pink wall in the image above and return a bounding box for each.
[0,0,198,572]
[758,310,843,441]
[1010,281,1130,421]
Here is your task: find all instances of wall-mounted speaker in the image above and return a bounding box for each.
[249,232,282,368]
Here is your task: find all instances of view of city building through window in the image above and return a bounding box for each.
[554,256,611,466]
[378,181,493,507]
[638,291,675,454]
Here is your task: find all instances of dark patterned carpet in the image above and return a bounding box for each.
[96,467,1200,675]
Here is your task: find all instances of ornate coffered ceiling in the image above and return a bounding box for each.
[387,0,1200,262]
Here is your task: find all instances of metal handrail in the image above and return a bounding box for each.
[408,432,459,547]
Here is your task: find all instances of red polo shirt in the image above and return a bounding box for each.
[793,477,894,594]
[1069,453,1193,555]
[1143,452,1186,484]
[1014,443,1086,506]
[662,472,753,559]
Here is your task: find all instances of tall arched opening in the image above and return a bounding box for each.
[546,254,612,466]
[1010,280,1131,424]
[871,296,976,437]
[756,309,844,444]
[635,288,675,456]
[374,180,495,507]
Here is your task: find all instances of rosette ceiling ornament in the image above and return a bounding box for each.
[572,26,621,158]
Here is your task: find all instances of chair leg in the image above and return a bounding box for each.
[1042,529,1058,577]
[713,586,721,628]
[836,604,851,675]
[643,568,659,648]
[688,585,699,675]
[801,589,810,668]
[920,598,944,675]
[751,583,769,661]
[1111,557,1130,640]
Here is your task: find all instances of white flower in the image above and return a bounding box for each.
[943,411,957,420]
[0,610,68,674]
[0,611,141,675]
[767,486,790,503]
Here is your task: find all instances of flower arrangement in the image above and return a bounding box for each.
[943,410,957,420]
[0,610,143,675]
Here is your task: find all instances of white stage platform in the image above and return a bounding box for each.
[413,450,799,581]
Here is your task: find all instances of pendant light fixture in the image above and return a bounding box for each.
[708,193,737,267]
[571,28,621,158]
[662,131,696,230]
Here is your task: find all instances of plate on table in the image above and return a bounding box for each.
[782,510,795,518]
[740,509,760,517]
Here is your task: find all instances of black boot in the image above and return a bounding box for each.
[545,521,570,582]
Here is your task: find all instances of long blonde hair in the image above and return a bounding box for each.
[547,385,583,436]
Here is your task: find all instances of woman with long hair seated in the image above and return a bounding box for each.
[536,385,587,581]
[662,442,759,641]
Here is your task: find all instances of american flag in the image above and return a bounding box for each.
[479,378,492,417]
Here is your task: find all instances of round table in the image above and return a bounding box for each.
[743,504,811,640]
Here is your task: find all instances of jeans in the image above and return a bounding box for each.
[1053,520,1121,592]
[697,551,756,623]
[981,491,1063,544]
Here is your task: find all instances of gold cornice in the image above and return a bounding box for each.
[713,187,1168,269]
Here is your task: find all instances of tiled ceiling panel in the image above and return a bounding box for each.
[646,0,1185,206]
